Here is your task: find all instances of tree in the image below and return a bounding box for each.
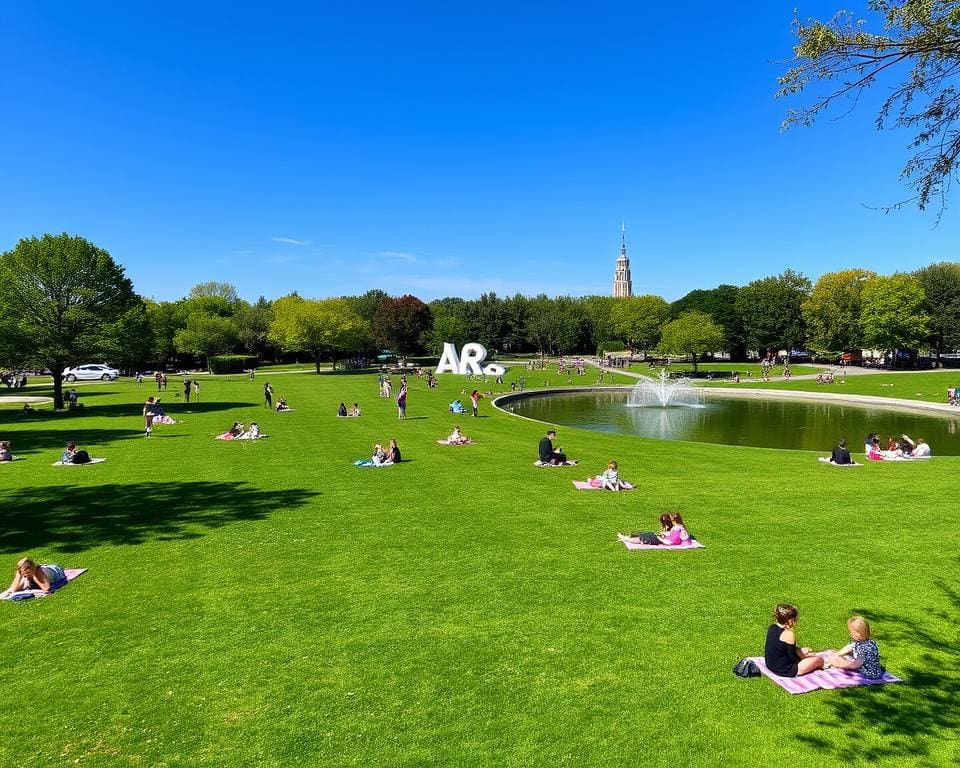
[269,296,369,373]
[779,2,960,212]
[583,295,618,353]
[0,233,146,409]
[611,295,670,353]
[347,289,389,325]
[914,262,960,357]
[670,285,746,359]
[371,295,432,359]
[187,281,240,305]
[736,269,811,358]
[145,300,183,368]
[235,296,275,358]
[173,313,240,368]
[658,311,726,372]
[860,273,929,364]
[802,269,875,355]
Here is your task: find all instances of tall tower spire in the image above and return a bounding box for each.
[613,223,633,298]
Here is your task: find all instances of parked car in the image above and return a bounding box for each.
[62,364,120,382]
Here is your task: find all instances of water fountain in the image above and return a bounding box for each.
[626,368,702,408]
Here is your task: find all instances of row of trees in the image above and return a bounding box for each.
[3,234,960,405]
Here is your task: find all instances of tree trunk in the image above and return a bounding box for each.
[51,368,65,410]
[691,353,698,373]
[315,351,322,375]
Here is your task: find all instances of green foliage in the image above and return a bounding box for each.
[802,269,875,354]
[234,296,275,357]
[860,273,929,357]
[174,313,240,365]
[779,1,960,211]
[0,233,145,408]
[371,295,432,358]
[269,295,370,373]
[914,261,960,354]
[207,354,259,374]
[670,285,745,358]
[611,295,670,352]
[658,311,726,372]
[187,281,240,305]
[736,269,811,356]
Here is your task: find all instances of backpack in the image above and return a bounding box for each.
[72,450,91,464]
[733,658,761,678]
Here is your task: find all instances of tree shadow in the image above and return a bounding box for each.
[0,481,319,554]
[0,428,147,455]
[794,579,960,763]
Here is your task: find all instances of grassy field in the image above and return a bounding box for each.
[0,368,957,767]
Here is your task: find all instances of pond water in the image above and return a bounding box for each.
[502,390,960,454]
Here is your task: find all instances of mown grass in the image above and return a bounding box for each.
[0,367,956,767]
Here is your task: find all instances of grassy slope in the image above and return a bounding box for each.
[0,370,957,767]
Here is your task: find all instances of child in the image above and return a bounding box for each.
[826,616,885,679]
[592,460,624,491]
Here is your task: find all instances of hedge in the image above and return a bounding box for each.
[208,355,259,374]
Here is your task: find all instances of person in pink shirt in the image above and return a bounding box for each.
[658,513,691,546]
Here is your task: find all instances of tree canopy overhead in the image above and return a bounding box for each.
[779,1,960,213]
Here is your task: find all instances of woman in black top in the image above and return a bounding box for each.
[764,604,824,677]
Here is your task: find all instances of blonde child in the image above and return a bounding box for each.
[826,616,885,679]
[594,460,625,491]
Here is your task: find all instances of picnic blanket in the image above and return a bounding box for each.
[51,458,106,466]
[747,654,901,694]
[1,568,87,601]
[354,459,393,467]
[619,536,704,551]
[534,459,579,467]
[437,439,474,445]
[818,457,862,467]
[869,454,932,461]
[573,480,635,490]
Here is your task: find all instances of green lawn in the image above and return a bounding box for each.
[0,368,956,767]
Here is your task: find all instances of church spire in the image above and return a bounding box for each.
[613,223,633,298]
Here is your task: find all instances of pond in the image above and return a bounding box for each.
[501,389,960,455]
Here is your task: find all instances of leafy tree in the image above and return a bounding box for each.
[235,296,275,358]
[802,269,875,355]
[611,295,670,353]
[736,269,812,358]
[583,295,618,353]
[269,296,370,373]
[0,233,146,408]
[658,311,726,372]
[347,289,389,325]
[501,294,530,353]
[779,2,960,212]
[860,273,929,364]
[473,292,507,351]
[371,295,432,359]
[187,281,240,305]
[425,314,472,355]
[670,285,745,359]
[914,261,960,357]
[173,313,240,368]
[145,300,183,368]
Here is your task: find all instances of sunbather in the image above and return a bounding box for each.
[1,557,66,597]
[236,421,261,439]
[590,460,625,490]
[440,425,472,445]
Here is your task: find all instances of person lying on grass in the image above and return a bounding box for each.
[236,421,261,440]
[901,434,931,457]
[764,603,824,678]
[217,422,246,440]
[275,398,292,412]
[617,513,690,546]
[588,460,626,490]
[1,558,66,597]
[824,615,885,679]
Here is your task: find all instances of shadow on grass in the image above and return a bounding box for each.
[795,580,960,763]
[0,428,147,455]
[0,400,257,424]
[0,481,319,554]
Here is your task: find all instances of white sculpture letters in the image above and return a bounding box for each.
[436,342,505,376]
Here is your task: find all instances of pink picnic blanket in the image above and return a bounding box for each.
[619,537,704,551]
[747,654,901,694]
[573,480,635,491]
[1,568,87,601]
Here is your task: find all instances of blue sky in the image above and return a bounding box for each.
[1,2,957,304]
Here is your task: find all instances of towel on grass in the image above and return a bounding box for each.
[534,459,579,467]
[747,654,901,694]
[619,536,704,551]
[871,454,932,462]
[573,480,635,490]
[51,458,106,466]
[818,457,862,467]
[1,568,87,601]
[437,439,474,445]
[354,460,393,467]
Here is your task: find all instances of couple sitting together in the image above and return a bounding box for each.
[618,513,691,547]
[217,421,261,440]
[764,603,885,679]
[337,402,361,417]
[371,439,401,465]
[438,425,473,445]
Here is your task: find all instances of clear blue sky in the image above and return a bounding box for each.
[1,2,956,304]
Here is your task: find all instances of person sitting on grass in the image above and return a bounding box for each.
[351,402,361,417]
[0,441,12,462]
[275,398,292,412]
[236,421,260,440]
[337,402,348,417]
[617,514,673,546]
[824,616,885,679]
[217,422,245,440]
[829,439,853,465]
[764,603,825,678]
[386,438,401,464]
[60,442,91,464]
[901,434,931,457]
[371,443,389,466]
[449,399,465,414]
[538,430,569,465]
[0,558,67,598]
[440,425,472,445]
[590,460,626,490]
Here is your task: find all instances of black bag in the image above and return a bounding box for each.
[733,658,761,678]
[72,450,91,464]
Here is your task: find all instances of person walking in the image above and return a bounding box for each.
[193,379,201,402]
[397,385,407,420]
[183,378,192,404]
[264,382,274,409]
